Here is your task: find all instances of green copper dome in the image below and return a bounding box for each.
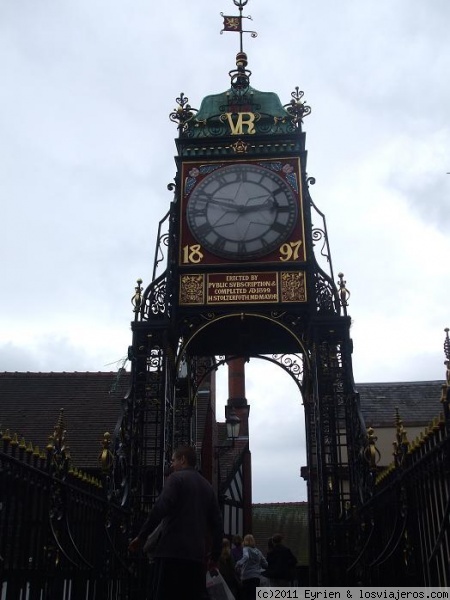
[171,54,310,140]
[196,86,289,122]
[184,85,295,138]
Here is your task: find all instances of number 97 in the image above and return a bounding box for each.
[279,240,302,261]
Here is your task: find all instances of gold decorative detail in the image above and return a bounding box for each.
[337,272,350,315]
[443,328,450,404]
[47,408,73,474]
[53,409,66,449]
[207,272,278,304]
[230,138,249,153]
[223,112,257,135]
[169,93,197,132]
[393,407,409,467]
[223,16,240,31]
[180,274,204,305]
[99,432,114,473]
[363,426,380,471]
[274,116,287,126]
[440,383,447,404]
[281,271,306,302]
[46,435,55,453]
[131,278,143,315]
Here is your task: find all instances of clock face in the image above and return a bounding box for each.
[186,163,298,260]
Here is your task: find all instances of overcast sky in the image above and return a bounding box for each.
[1,1,449,503]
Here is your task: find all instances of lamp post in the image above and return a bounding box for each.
[216,409,241,512]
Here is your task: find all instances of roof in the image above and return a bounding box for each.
[195,86,288,121]
[0,371,130,469]
[252,502,309,566]
[1,372,444,469]
[183,84,296,138]
[357,381,444,428]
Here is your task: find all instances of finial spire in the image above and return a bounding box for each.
[221,0,257,55]
[444,327,450,387]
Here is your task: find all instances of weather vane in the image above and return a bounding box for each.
[221,0,257,54]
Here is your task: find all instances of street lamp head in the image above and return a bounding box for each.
[226,409,241,441]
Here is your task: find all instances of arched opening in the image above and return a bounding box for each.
[215,356,307,503]
[181,312,308,358]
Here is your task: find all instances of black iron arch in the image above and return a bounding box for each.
[183,352,305,407]
[177,311,311,368]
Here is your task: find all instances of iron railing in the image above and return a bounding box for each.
[0,432,137,600]
[348,383,450,585]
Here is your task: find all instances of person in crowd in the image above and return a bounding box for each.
[265,533,297,587]
[231,534,244,563]
[218,537,241,599]
[260,537,275,587]
[235,534,268,600]
[128,445,223,600]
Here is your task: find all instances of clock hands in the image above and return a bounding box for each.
[205,195,278,213]
[204,197,241,210]
[238,199,276,213]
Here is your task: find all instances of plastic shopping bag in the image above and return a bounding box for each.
[206,570,235,600]
[142,522,163,556]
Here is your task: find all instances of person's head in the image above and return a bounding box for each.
[171,445,197,471]
[232,535,242,547]
[243,534,256,548]
[272,533,283,546]
[221,538,231,558]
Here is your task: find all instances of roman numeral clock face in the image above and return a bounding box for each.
[185,163,298,261]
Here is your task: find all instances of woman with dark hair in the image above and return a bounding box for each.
[231,534,243,562]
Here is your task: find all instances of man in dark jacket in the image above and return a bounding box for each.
[129,445,223,600]
[265,533,297,587]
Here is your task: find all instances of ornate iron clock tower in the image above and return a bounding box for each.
[121,0,371,586]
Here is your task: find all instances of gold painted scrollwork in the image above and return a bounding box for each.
[281,271,306,302]
[180,274,204,305]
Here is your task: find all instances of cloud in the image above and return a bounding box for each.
[0,337,96,372]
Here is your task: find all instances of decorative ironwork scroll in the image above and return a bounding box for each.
[169,93,198,133]
[284,87,311,128]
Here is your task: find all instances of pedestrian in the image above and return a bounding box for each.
[231,534,243,562]
[235,534,268,600]
[260,537,274,587]
[218,538,241,599]
[265,533,297,587]
[128,445,223,600]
